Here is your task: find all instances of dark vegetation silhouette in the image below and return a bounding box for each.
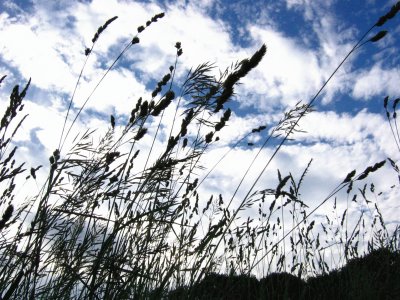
[0,2,400,299]
[166,247,400,299]
[304,247,400,299]
[166,271,304,299]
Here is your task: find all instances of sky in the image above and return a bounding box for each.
[0,0,399,267]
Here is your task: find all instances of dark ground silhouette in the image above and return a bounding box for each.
[164,247,400,299]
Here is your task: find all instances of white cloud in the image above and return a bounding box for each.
[296,110,396,153]
[242,26,324,109]
[352,65,400,99]
[230,0,365,113]
[72,67,148,116]
[0,12,77,92]
[128,2,240,79]
[0,0,396,190]
[285,0,334,21]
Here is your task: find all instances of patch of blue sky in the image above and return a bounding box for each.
[0,0,34,16]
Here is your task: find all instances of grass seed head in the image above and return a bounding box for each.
[0,75,6,85]
[110,115,115,129]
[182,138,188,148]
[134,127,147,141]
[131,36,140,44]
[205,132,214,143]
[369,30,388,43]
[91,16,118,44]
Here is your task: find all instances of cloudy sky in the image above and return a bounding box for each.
[1,0,399,257]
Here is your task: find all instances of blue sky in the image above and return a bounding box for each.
[0,0,399,264]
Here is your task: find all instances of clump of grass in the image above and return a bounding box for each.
[0,4,399,299]
[166,248,400,299]
[304,247,400,299]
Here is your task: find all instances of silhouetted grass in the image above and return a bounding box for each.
[165,247,400,299]
[0,4,399,299]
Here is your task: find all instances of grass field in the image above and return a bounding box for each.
[0,3,399,299]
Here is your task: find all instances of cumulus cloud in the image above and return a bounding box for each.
[0,12,77,92]
[296,110,396,154]
[241,25,323,109]
[0,0,398,257]
[352,65,400,100]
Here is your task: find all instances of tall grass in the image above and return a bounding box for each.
[0,3,399,299]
